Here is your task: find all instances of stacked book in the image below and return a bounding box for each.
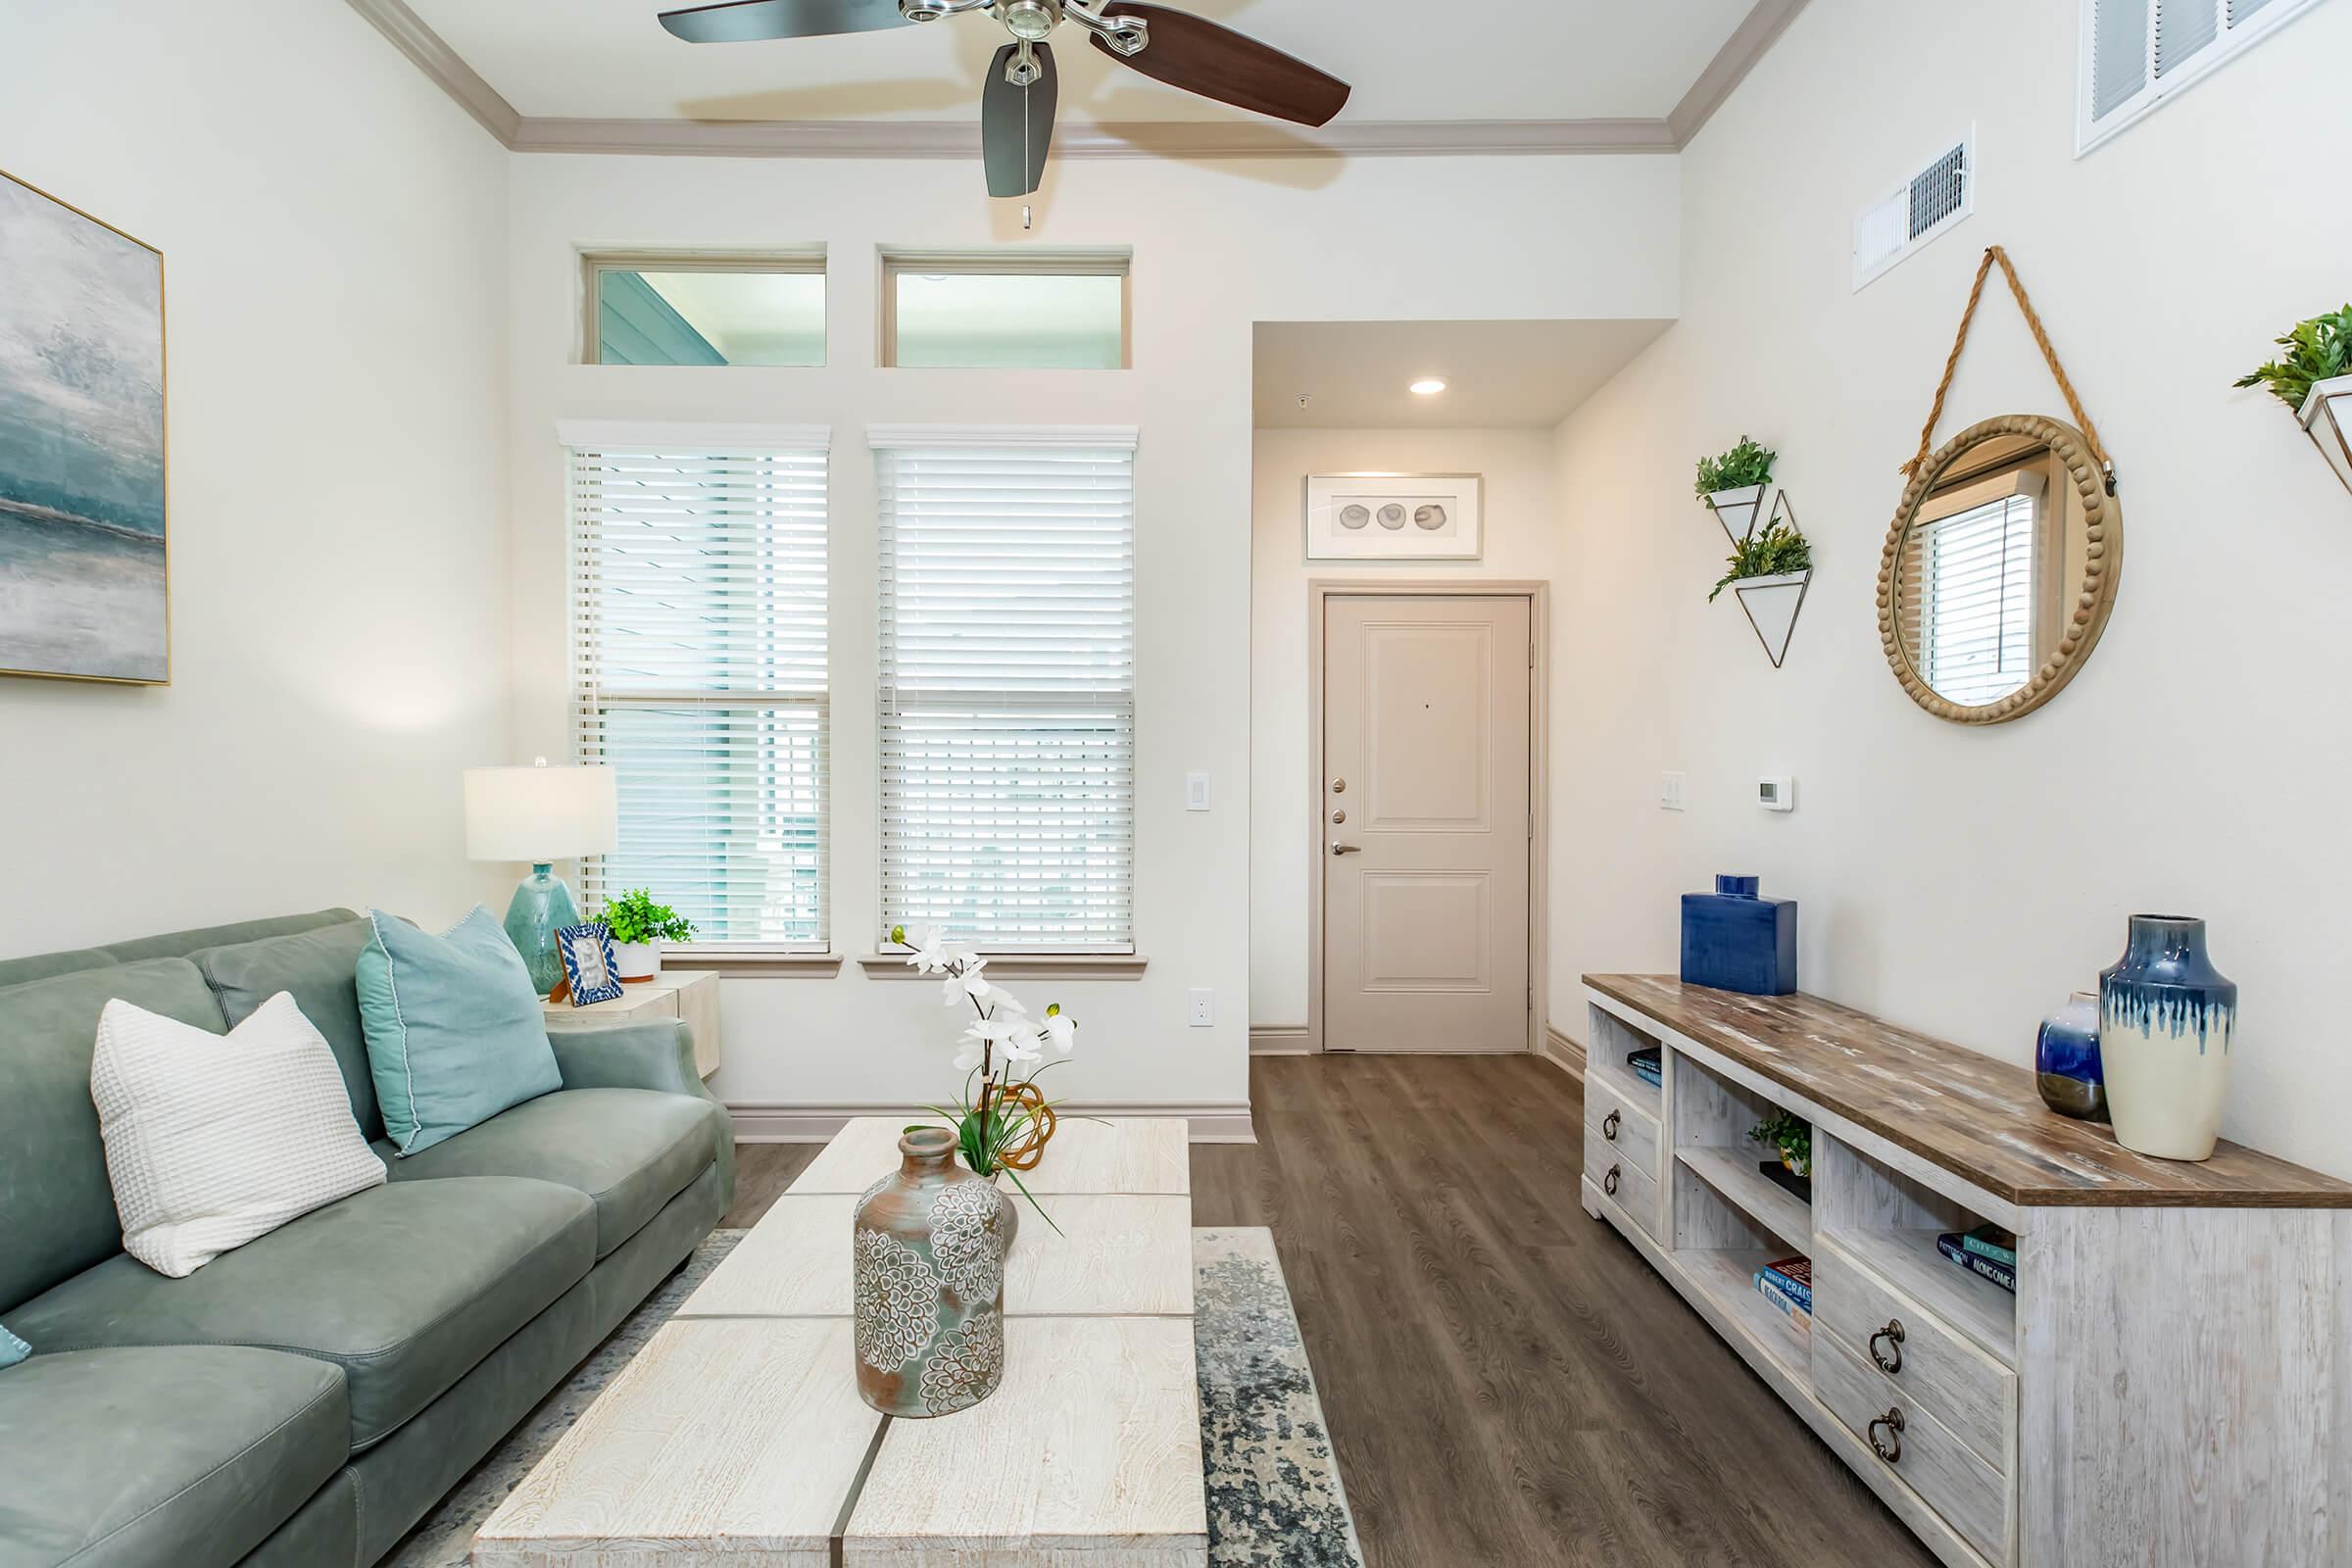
[1751,1254,1811,1325]
[1935,1223,2017,1294]
[1626,1046,1663,1089]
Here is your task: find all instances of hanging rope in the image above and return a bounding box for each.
[1902,245,2115,491]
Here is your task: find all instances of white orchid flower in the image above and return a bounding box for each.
[1040,1009,1077,1056]
[942,956,991,1008]
[961,1012,1040,1064]
[905,925,953,974]
[953,1036,986,1072]
[981,982,1030,1018]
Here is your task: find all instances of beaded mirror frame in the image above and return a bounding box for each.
[1876,413,2123,725]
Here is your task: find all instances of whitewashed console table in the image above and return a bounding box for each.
[1581,974,2352,1568]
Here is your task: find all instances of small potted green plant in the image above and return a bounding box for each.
[602,889,695,982]
[2235,304,2352,496]
[1709,519,1812,602]
[1748,1109,1812,1179]
[1693,435,1779,542]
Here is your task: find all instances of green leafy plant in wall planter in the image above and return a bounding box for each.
[1712,495,1814,670]
[1693,435,1779,543]
[602,888,696,983]
[2236,304,2352,497]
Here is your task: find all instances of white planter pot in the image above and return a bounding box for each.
[612,941,661,983]
[2297,373,2352,497]
[1705,484,1767,543]
[1729,569,1813,669]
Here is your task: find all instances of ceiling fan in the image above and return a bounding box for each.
[657,0,1352,197]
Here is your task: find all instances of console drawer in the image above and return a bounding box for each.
[1813,1239,2013,1470]
[1815,1331,2011,1566]
[1586,1125,1660,1243]
[1585,1072,1662,1183]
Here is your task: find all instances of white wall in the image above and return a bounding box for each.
[1549,0,2352,1177]
[0,0,513,954]
[506,155,1678,1119]
[1248,426,1565,1031]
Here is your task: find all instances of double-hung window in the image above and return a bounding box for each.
[565,422,831,949]
[1921,486,2039,710]
[873,428,1137,952]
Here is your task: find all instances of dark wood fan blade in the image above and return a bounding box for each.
[659,0,909,43]
[1088,2,1349,127]
[982,42,1057,198]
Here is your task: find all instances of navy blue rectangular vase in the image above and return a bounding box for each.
[1680,875,1797,996]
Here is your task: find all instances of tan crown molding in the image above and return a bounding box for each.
[348,0,1807,159]
[511,117,1679,160]
[1668,0,1812,147]
[342,0,521,145]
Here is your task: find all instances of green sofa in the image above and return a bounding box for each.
[0,910,735,1568]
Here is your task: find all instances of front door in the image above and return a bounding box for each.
[1322,594,1533,1054]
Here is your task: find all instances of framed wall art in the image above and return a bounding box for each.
[1304,472,1482,562]
[0,168,168,684]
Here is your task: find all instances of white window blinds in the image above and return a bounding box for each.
[874,429,1137,952]
[1924,494,2036,710]
[566,424,830,949]
[2079,0,2321,153]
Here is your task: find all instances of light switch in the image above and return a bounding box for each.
[1185,771,1211,811]
[1660,771,1687,811]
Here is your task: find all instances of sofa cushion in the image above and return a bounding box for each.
[357,907,563,1156]
[386,1088,719,1258]
[0,949,115,993]
[0,958,223,1315]
[98,908,359,966]
[4,1176,595,1451]
[190,919,382,1141]
[0,1345,346,1568]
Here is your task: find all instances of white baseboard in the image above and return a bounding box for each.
[728,1101,1256,1145]
[1249,1025,1311,1055]
[1540,1025,1587,1081]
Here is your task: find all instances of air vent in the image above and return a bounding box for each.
[2079,0,2323,156]
[1852,129,1975,293]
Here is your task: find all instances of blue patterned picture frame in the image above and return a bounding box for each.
[557,921,624,1006]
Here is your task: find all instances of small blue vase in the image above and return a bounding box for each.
[1679,875,1797,996]
[2034,991,2107,1121]
[501,862,581,998]
[2099,915,2236,1162]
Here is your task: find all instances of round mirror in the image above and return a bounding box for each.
[1878,414,2122,724]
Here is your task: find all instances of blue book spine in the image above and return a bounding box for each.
[1960,1232,2019,1269]
[1752,1270,1811,1323]
[1758,1267,1812,1312]
[1936,1234,2017,1294]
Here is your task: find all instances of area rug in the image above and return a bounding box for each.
[386,1225,1362,1568]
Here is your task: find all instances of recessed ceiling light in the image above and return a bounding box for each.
[1409,378,1447,396]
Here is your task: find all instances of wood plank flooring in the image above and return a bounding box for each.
[728,1055,1936,1568]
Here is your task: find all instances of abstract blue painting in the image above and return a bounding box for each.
[0,170,166,684]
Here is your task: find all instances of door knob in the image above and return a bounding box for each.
[1330,843,1362,856]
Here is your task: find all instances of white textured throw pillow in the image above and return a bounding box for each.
[91,991,387,1277]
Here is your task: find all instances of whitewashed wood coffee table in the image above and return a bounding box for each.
[472,1117,1207,1568]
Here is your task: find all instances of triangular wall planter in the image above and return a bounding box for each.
[1734,570,1812,668]
[1705,484,1767,544]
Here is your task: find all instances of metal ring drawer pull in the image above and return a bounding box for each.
[1868,1407,1905,1464]
[1869,1318,1906,1375]
[1602,1163,1622,1197]
[1601,1109,1621,1142]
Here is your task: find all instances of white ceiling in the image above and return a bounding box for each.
[405,0,1757,124]
[1254,319,1673,430]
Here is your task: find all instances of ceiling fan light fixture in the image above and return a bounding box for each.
[1409,378,1447,396]
[900,0,952,20]
[1001,0,1057,41]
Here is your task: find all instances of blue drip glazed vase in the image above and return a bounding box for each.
[2098,915,2236,1162]
[2034,991,2107,1121]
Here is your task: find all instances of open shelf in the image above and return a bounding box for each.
[1584,1004,1664,1118]
[1677,1248,1810,1383]
[1678,1145,1810,1247]
[1826,1225,2016,1365]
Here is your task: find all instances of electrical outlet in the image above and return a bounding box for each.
[1187,988,1214,1027]
[1660,771,1687,811]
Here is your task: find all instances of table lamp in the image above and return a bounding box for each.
[464,760,619,996]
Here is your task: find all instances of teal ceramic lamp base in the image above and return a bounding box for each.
[503,863,580,997]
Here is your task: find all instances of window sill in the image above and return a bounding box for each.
[679,951,844,978]
[857,954,1150,981]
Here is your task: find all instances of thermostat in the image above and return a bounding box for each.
[1757,776,1795,811]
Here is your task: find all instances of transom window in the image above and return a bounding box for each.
[565,423,831,948]
[881,253,1129,370]
[584,253,825,367]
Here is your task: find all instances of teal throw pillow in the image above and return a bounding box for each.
[1,1322,25,1367]
[356,906,562,1155]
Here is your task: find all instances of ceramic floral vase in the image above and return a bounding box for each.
[2099,915,2237,1162]
[853,1127,1012,1417]
[2034,991,2108,1122]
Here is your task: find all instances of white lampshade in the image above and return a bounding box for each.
[464,761,618,862]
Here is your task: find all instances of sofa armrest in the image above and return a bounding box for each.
[547,1020,734,1210]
